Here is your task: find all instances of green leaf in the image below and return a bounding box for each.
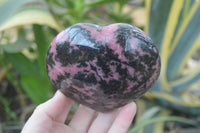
[171,69,200,91]
[128,116,197,133]
[136,106,161,133]
[5,52,53,105]
[150,92,200,114]
[139,106,161,122]
[147,0,173,50]
[0,0,36,25]
[171,0,194,44]
[0,96,18,121]
[167,1,200,80]
[0,37,32,53]
[87,0,130,8]
[0,6,62,32]
[21,75,52,104]
[33,25,49,73]
[147,0,200,115]
[5,52,53,104]
[5,53,39,78]
[159,0,185,91]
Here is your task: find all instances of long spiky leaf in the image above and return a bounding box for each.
[128,116,197,133]
[160,0,184,91]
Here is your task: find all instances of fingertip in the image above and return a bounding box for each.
[108,102,137,133]
[52,90,74,107]
[120,102,137,120]
[53,90,68,99]
[125,102,137,113]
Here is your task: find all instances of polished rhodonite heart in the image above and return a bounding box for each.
[46,23,161,112]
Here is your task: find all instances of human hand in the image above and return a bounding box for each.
[21,90,136,133]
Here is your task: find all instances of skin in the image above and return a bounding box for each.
[21,90,137,133]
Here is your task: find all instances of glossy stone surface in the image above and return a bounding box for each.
[46,23,161,112]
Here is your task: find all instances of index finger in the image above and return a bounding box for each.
[108,102,137,133]
[34,90,74,123]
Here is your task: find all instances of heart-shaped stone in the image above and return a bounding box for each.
[46,23,161,112]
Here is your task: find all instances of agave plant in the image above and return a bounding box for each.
[145,0,200,115]
[126,0,200,132]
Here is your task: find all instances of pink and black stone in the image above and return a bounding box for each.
[46,23,161,112]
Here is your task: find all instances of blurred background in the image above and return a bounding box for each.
[0,0,200,132]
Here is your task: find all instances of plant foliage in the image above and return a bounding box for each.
[146,0,200,115]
